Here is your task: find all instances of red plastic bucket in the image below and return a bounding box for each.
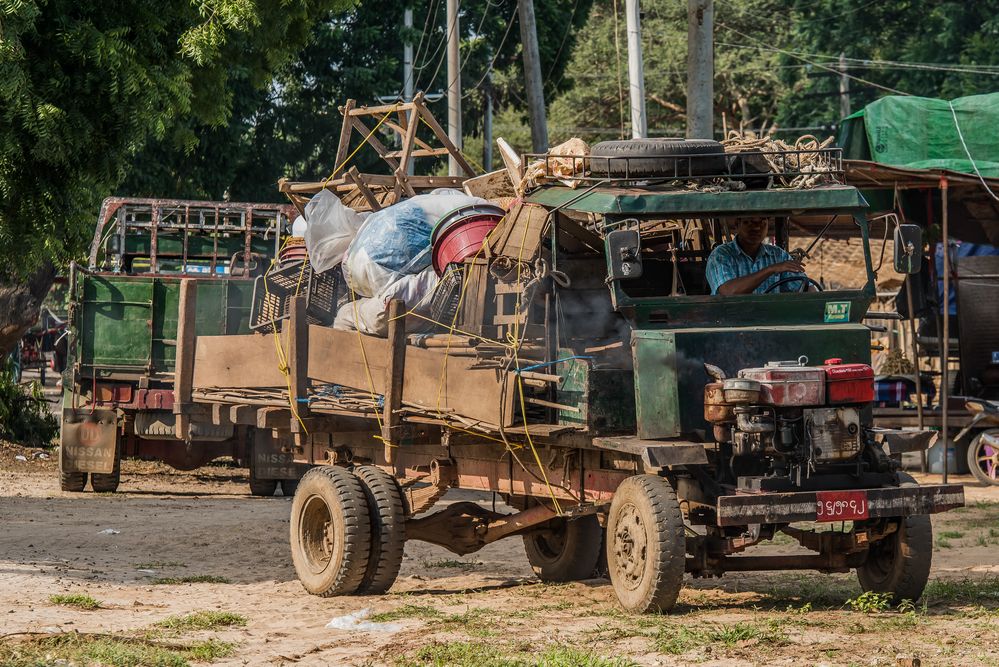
[431,205,504,275]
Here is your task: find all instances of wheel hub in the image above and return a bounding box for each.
[300,494,335,573]
[612,503,647,589]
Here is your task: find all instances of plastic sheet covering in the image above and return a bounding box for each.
[333,267,439,336]
[303,189,367,273]
[343,189,487,298]
[838,93,999,177]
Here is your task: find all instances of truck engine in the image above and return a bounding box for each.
[704,357,888,489]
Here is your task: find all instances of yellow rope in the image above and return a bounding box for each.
[321,106,400,190]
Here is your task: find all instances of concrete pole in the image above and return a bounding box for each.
[839,52,851,119]
[404,7,415,175]
[625,0,647,138]
[519,0,549,152]
[447,0,462,176]
[686,0,714,139]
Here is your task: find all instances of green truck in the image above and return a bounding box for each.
[59,197,308,495]
[176,138,964,612]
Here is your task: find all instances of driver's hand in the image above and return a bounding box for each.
[769,260,805,275]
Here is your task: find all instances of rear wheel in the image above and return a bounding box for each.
[523,514,603,582]
[60,471,88,492]
[967,431,999,486]
[290,466,371,596]
[90,446,121,493]
[354,465,407,594]
[856,473,932,602]
[606,475,686,613]
[589,138,726,178]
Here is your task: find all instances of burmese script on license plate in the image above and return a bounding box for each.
[815,490,869,522]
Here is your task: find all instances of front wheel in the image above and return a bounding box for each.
[606,475,686,613]
[967,431,999,486]
[856,473,932,602]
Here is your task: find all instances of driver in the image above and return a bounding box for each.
[706,217,807,295]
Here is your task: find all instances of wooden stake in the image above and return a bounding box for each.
[173,279,198,439]
[382,299,407,464]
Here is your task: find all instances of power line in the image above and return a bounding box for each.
[716,23,913,96]
[542,0,581,93]
[463,1,520,100]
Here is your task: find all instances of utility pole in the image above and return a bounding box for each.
[483,76,494,171]
[404,7,415,175]
[446,0,462,176]
[519,0,549,152]
[625,0,647,139]
[686,0,713,139]
[839,52,851,119]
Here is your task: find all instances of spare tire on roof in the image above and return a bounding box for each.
[589,138,726,178]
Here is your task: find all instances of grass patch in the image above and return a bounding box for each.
[761,574,860,608]
[151,575,230,585]
[938,530,965,540]
[924,577,999,605]
[155,611,247,631]
[371,604,443,623]
[0,633,233,667]
[935,536,953,549]
[395,640,636,666]
[654,619,788,655]
[846,591,894,613]
[49,593,102,610]
[135,561,186,569]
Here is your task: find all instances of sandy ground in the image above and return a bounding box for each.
[2,371,997,665]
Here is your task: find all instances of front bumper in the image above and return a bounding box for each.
[716,483,964,527]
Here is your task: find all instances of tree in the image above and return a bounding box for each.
[777,0,999,128]
[548,0,792,145]
[0,0,353,356]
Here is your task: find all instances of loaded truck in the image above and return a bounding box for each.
[58,197,310,495]
[167,131,962,611]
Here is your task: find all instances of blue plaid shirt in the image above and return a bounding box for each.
[706,238,804,294]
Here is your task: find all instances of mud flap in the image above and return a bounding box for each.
[60,408,119,474]
[252,430,310,480]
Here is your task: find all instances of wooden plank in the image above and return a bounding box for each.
[230,404,256,425]
[287,296,310,422]
[173,279,198,438]
[193,333,285,388]
[334,99,356,171]
[346,167,382,211]
[495,202,549,259]
[418,103,477,177]
[257,406,290,430]
[382,300,407,461]
[350,116,400,169]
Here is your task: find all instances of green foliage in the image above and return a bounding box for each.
[654,619,789,655]
[846,591,894,613]
[549,0,792,144]
[923,577,999,605]
[777,0,999,128]
[155,610,247,630]
[396,640,636,667]
[0,366,57,446]
[49,593,102,610]
[0,0,355,276]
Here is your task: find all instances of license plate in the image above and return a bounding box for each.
[815,490,869,522]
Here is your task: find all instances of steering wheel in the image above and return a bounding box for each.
[763,274,824,293]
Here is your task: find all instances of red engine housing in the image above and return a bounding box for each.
[823,358,874,404]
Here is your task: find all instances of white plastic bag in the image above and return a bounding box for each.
[407,188,489,224]
[304,189,366,273]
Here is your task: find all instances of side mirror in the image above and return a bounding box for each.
[606,229,643,280]
[893,224,922,274]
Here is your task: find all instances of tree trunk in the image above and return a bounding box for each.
[0,263,56,359]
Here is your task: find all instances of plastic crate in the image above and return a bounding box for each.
[250,262,345,333]
[430,264,465,328]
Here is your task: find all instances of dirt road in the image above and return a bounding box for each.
[1,446,997,666]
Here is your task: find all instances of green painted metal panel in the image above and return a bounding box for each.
[77,275,255,375]
[556,354,636,433]
[632,325,872,440]
[633,333,680,439]
[527,184,868,215]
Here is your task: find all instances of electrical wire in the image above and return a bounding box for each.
[542,0,581,94]
[462,1,520,100]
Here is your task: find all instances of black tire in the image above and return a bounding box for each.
[856,472,933,602]
[589,138,726,178]
[60,471,88,492]
[606,475,686,613]
[290,466,372,596]
[523,514,603,582]
[354,465,407,594]
[966,431,999,486]
[91,463,120,493]
[280,478,300,497]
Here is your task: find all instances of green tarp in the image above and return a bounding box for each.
[838,92,999,177]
